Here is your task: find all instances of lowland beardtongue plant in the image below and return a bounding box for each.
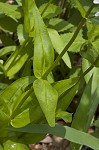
[93,0,99,16]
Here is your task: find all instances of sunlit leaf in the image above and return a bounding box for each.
[0,2,21,20]
[32,1,54,78]
[48,28,71,68]
[33,79,58,126]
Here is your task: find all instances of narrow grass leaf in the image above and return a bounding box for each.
[10,124,99,150]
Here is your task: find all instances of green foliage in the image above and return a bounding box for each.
[0,0,99,149]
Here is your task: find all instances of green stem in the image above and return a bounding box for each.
[41,0,54,16]
[42,4,94,79]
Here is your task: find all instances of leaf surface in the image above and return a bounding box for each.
[33,79,58,126]
[48,28,71,68]
[10,124,99,150]
[32,1,54,78]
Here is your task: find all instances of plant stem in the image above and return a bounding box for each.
[42,4,94,79]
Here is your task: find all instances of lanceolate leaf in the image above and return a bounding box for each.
[22,0,34,33]
[33,79,58,127]
[10,124,99,150]
[48,28,71,68]
[0,14,18,32]
[0,2,21,20]
[74,0,86,18]
[0,46,16,57]
[0,76,35,115]
[57,82,79,111]
[32,1,54,78]
[11,92,44,128]
[61,32,85,52]
[53,77,79,97]
[4,38,33,77]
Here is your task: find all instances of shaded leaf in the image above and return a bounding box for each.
[10,124,99,150]
[0,14,18,32]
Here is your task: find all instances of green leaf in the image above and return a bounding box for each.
[56,110,72,123]
[22,133,45,144]
[22,0,34,33]
[57,82,79,111]
[53,77,79,97]
[39,3,62,19]
[11,92,44,128]
[0,46,16,57]
[82,58,93,83]
[71,77,92,149]
[0,14,18,32]
[88,16,99,24]
[0,76,35,115]
[16,0,22,6]
[71,76,99,149]
[17,24,28,45]
[82,59,99,92]
[32,1,54,78]
[74,0,86,18]
[4,39,33,77]
[0,110,10,128]
[61,32,85,52]
[80,42,99,66]
[0,34,16,46]
[0,2,21,20]
[0,145,3,150]
[93,119,99,127]
[0,94,10,128]
[33,79,58,127]
[48,28,71,68]
[3,139,29,150]
[10,124,99,150]
[0,83,8,90]
[48,18,73,32]
[21,59,32,77]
